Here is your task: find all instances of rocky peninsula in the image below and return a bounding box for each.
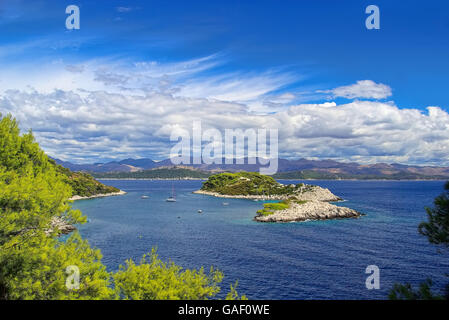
[254,200,361,222]
[195,172,362,223]
[69,190,127,201]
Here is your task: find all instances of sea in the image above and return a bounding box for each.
[72,179,449,300]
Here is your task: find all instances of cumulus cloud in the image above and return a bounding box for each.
[1,54,447,165]
[1,88,449,166]
[323,80,392,100]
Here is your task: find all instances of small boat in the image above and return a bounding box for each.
[198,210,203,213]
[141,195,149,199]
[222,202,229,206]
[166,184,177,202]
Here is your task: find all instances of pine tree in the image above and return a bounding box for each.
[0,114,244,300]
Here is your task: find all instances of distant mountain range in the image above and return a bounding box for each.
[53,157,449,180]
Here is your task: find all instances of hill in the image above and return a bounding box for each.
[52,161,120,197]
[272,170,449,180]
[54,157,449,180]
[199,172,303,196]
[92,167,210,180]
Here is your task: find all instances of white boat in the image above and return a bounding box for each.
[166,184,177,202]
[198,209,203,213]
[222,202,229,206]
[166,197,176,202]
[141,195,149,199]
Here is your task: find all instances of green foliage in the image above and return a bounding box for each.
[264,202,290,211]
[389,279,444,300]
[202,172,300,196]
[256,201,290,216]
[114,249,223,300]
[114,249,246,300]
[419,181,449,247]
[225,282,247,300]
[0,114,244,300]
[0,114,105,299]
[0,232,114,300]
[0,114,84,247]
[389,181,449,300]
[58,167,120,197]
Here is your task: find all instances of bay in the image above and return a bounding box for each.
[73,179,449,299]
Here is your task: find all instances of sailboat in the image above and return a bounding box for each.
[166,184,176,202]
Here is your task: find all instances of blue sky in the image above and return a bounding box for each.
[0,0,449,165]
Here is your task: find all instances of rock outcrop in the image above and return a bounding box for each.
[46,217,77,235]
[292,185,342,202]
[254,200,361,223]
[195,184,362,223]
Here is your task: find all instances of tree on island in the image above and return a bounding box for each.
[0,114,244,300]
[389,181,449,300]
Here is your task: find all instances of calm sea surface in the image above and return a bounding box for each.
[72,180,449,299]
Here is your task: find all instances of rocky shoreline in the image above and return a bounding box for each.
[47,217,77,235]
[195,185,362,223]
[47,191,127,236]
[193,185,342,202]
[254,200,361,223]
[69,190,127,201]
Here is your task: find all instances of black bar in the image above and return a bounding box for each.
[1,300,447,319]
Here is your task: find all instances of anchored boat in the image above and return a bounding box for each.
[166,184,176,202]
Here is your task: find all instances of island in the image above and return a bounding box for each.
[194,172,362,222]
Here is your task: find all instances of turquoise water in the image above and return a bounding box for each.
[73,180,449,299]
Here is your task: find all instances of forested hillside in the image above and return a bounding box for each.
[92,167,210,180]
[54,163,119,197]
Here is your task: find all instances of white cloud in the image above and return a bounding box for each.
[1,54,447,165]
[1,88,449,166]
[176,69,296,103]
[323,80,392,100]
[267,93,296,104]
